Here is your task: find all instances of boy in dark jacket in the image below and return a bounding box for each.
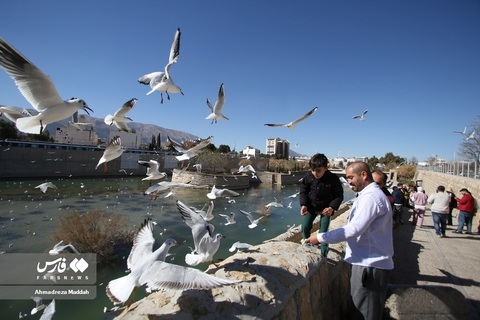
[299,153,344,256]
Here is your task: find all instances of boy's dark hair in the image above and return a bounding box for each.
[309,153,329,169]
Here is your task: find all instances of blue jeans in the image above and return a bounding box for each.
[457,210,473,233]
[432,212,448,236]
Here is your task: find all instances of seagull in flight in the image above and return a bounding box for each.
[138,28,183,103]
[264,107,317,130]
[219,212,236,225]
[106,218,239,310]
[0,37,93,134]
[239,210,264,229]
[96,136,125,172]
[205,83,228,124]
[454,126,467,135]
[228,241,252,252]
[466,130,476,141]
[104,98,137,132]
[35,182,57,193]
[352,109,368,121]
[207,185,240,200]
[138,159,167,181]
[48,240,80,255]
[175,136,213,161]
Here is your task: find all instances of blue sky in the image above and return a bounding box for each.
[1,0,479,162]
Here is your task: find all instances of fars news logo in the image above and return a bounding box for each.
[35,254,96,283]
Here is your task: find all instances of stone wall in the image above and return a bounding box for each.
[104,201,354,320]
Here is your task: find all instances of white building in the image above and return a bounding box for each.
[242,146,260,158]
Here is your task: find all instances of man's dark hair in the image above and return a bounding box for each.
[309,153,329,169]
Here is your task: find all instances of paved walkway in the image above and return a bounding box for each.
[387,208,480,319]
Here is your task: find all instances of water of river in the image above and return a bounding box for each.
[0,176,355,319]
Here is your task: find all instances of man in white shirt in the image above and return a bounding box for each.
[305,161,393,320]
[427,185,450,237]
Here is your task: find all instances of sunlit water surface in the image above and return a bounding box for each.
[0,176,354,319]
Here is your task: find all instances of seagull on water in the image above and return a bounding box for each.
[207,185,240,200]
[205,83,228,124]
[0,105,32,123]
[104,98,137,132]
[353,109,368,121]
[48,240,80,255]
[240,210,264,229]
[106,218,238,309]
[264,107,317,130]
[138,28,183,103]
[175,136,213,161]
[35,182,57,193]
[0,37,92,134]
[96,136,125,172]
[138,159,167,181]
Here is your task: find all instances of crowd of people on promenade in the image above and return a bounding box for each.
[297,154,478,319]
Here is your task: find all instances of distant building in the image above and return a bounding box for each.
[108,131,141,149]
[54,123,98,146]
[266,137,290,158]
[242,146,260,158]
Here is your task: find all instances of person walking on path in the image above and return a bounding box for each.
[447,188,457,226]
[299,153,344,257]
[410,186,428,227]
[392,183,405,226]
[453,188,475,234]
[305,162,393,320]
[427,185,450,237]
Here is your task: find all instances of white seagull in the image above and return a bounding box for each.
[466,130,476,141]
[353,109,368,121]
[0,37,93,134]
[228,241,252,252]
[219,212,236,225]
[138,159,167,181]
[239,210,264,229]
[48,240,80,255]
[35,182,57,193]
[194,201,215,221]
[38,300,55,320]
[96,136,125,171]
[176,200,214,254]
[104,98,137,132]
[453,126,467,135]
[264,107,317,130]
[265,197,284,209]
[30,297,46,315]
[238,164,256,174]
[138,28,183,103]
[207,185,240,200]
[106,218,238,308]
[205,83,228,124]
[0,105,32,123]
[175,136,213,161]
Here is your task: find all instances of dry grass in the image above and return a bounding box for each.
[51,210,134,264]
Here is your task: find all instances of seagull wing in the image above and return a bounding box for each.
[140,260,239,291]
[290,107,318,127]
[127,219,155,270]
[0,37,63,112]
[213,83,225,114]
[239,210,254,224]
[113,98,136,117]
[164,28,181,80]
[217,188,240,197]
[38,299,55,320]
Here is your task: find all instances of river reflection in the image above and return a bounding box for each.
[0,176,354,319]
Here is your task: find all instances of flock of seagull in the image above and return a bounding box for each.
[454,126,476,141]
